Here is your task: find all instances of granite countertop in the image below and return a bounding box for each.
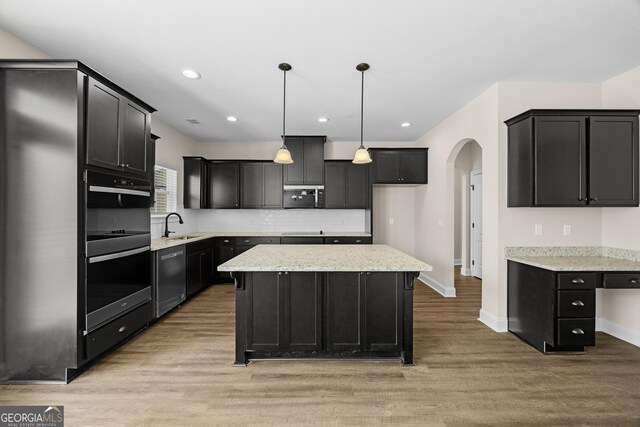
[505,246,640,271]
[151,231,372,251]
[217,244,433,272]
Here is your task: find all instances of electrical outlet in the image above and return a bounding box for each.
[389,217,394,225]
[563,224,572,236]
[534,224,543,236]
[438,219,444,228]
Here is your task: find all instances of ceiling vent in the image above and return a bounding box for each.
[185,118,201,125]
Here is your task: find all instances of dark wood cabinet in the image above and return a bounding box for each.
[506,110,640,207]
[207,162,240,208]
[245,271,321,352]
[323,237,372,244]
[183,157,207,209]
[215,238,235,280]
[325,272,402,351]
[241,162,283,208]
[148,134,159,208]
[370,148,428,184]
[186,239,214,298]
[283,136,326,185]
[324,161,370,208]
[86,77,151,176]
[183,159,240,209]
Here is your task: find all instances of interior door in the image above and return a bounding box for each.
[470,171,483,279]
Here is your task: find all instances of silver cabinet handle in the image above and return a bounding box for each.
[630,279,638,284]
[355,239,362,243]
[118,326,127,333]
[284,272,289,275]
[89,246,150,263]
[572,328,585,335]
[571,278,585,284]
[571,300,585,307]
[244,240,250,243]
[278,272,283,276]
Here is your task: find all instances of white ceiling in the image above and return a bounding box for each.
[1,0,640,143]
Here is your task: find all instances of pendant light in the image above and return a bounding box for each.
[274,63,294,164]
[353,63,372,164]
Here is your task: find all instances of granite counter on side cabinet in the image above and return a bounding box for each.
[505,246,640,354]
[219,244,432,366]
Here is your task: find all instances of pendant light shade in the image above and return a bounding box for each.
[274,63,294,164]
[353,63,372,164]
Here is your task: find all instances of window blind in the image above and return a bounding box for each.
[151,165,177,214]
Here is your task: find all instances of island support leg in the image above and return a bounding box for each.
[401,272,416,365]
[233,273,248,366]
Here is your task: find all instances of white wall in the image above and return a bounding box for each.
[599,65,640,342]
[0,27,49,58]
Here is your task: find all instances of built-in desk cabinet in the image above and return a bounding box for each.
[506,110,640,207]
[508,261,640,353]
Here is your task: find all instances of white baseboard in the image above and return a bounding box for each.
[417,273,456,297]
[460,268,472,276]
[453,258,462,266]
[596,317,640,348]
[478,308,508,332]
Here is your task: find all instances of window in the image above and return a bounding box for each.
[151,165,177,215]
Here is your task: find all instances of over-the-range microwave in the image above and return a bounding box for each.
[283,185,325,209]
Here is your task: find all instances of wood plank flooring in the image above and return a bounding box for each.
[2,272,640,426]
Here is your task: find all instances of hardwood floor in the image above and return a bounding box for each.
[2,272,640,426]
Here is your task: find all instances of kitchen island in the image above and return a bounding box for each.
[218,244,432,365]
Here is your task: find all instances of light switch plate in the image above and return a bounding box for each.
[563,225,571,236]
[534,224,543,236]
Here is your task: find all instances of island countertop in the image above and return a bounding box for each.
[504,246,640,271]
[218,244,433,272]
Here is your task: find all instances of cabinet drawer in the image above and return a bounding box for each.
[603,273,640,289]
[235,237,280,245]
[281,237,324,244]
[324,237,372,244]
[86,302,151,360]
[556,290,595,317]
[186,238,213,254]
[556,318,595,347]
[557,273,596,289]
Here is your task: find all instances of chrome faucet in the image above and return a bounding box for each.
[163,212,184,238]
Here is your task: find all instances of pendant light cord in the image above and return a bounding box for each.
[360,68,364,149]
[282,68,287,149]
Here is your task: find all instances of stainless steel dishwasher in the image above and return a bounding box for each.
[153,245,186,318]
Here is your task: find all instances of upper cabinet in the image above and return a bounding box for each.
[283,136,326,185]
[506,110,640,207]
[183,158,240,209]
[324,161,371,209]
[241,162,283,209]
[370,148,428,184]
[86,77,152,176]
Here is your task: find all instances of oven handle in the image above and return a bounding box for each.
[89,185,150,197]
[89,246,150,264]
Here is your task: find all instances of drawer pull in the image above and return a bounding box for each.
[355,240,362,243]
[571,328,585,335]
[630,279,638,284]
[571,278,585,284]
[244,240,250,243]
[118,326,127,333]
[571,300,585,307]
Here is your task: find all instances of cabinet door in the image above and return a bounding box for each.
[207,162,240,208]
[346,163,370,208]
[589,116,639,206]
[86,78,121,170]
[246,272,282,351]
[364,273,402,351]
[283,138,304,184]
[241,163,262,208]
[534,116,587,206]
[372,151,399,183]
[399,151,427,184]
[186,251,202,298]
[215,240,235,279]
[324,162,347,208]
[147,135,158,207]
[285,272,322,351]
[326,272,364,351]
[262,163,283,208]
[303,138,324,184]
[183,158,206,209]
[200,247,214,287]
[120,100,150,175]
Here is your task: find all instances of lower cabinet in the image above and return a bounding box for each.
[85,302,152,360]
[246,272,321,352]
[186,239,214,297]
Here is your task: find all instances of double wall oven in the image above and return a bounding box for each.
[85,170,152,332]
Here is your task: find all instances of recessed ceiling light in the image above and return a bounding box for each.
[401,122,411,127]
[226,116,238,122]
[318,117,329,123]
[181,68,201,79]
